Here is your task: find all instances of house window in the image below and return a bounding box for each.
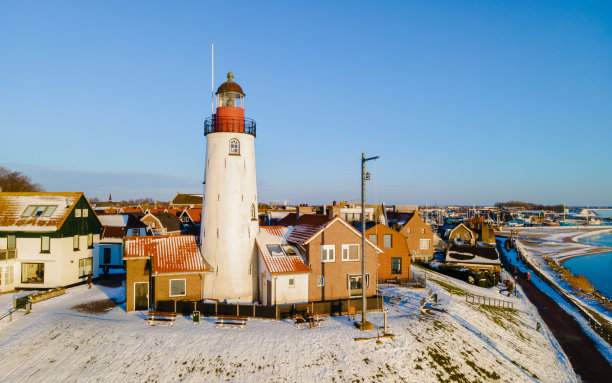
[103,248,111,264]
[7,235,16,249]
[73,235,80,250]
[342,244,359,261]
[288,277,295,288]
[4,265,14,285]
[43,206,56,217]
[420,239,430,250]
[368,234,377,244]
[41,236,50,253]
[170,279,186,297]
[406,228,411,234]
[251,204,256,220]
[150,222,156,229]
[391,257,402,274]
[321,245,335,262]
[21,263,44,284]
[317,275,324,287]
[421,228,425,234]
[229,139,240,155]
[348,274,370,297]
[87,233,93,248]
[79,258,93,277]
[82,209,88,218]
[131,229,140,236]
[75,209,82,218]
[383,234,392,248]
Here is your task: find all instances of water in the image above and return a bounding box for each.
[563,233,612,299]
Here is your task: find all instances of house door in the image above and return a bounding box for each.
[266,280,272,306]
[134,282,149,311]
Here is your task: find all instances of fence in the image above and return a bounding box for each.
[466,293,514,309]
[506,238,612,347]
[156,295,384,320]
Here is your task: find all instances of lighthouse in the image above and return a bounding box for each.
[201,72,259,302]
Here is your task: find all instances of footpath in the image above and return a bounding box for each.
[499,244,612,383]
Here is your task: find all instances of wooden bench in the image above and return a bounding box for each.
[216,315,248,328]
[420,298,434,314]
[146,311,176,326]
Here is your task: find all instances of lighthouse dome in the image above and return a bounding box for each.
[216,72,244,95]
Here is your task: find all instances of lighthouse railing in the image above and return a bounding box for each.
[204,116,256,137]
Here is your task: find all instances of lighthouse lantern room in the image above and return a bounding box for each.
[201,72,259,302]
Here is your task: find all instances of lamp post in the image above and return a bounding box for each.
[360,152,379,331]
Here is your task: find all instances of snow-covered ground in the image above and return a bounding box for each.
[0,275,577,383]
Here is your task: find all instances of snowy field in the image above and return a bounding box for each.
[0,275,576,383]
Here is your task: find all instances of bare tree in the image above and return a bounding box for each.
[0,167,43,192]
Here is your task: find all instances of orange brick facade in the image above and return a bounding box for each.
[366,224,411,281]
[398,212,434,261]
[125,258,205,312]
[304,220,378,301]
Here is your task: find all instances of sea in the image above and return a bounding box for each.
[563,233,612,299]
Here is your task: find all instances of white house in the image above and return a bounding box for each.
[0,192,102,291]
[256,226,310,305]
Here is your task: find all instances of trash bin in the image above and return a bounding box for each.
[192,311,200,323]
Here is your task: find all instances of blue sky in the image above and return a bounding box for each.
[1,1,611,206]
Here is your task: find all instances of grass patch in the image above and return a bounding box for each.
[429,278,466,296]
[427,347,469,383]
[465,360,501,380]
[513,360,538,380]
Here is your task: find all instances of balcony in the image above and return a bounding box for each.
[204,116,256,137]
[0,249,17,261]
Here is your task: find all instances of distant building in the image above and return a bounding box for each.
[390,211,435,262]
[140,212,182,236]
[170,193,203,208]
[0,192,102,291]
[365,224,411,281]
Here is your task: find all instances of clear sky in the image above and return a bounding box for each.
[1,1,611,206]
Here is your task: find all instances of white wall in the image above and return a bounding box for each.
[11,235,100,288]
[201,132,259,302]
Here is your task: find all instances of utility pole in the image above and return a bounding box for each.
[359,153,379,331]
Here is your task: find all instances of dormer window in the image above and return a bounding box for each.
[229,139,240,155]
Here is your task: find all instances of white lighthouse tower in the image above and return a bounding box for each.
[201,72,259,302]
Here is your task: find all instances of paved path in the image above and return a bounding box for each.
[499,246,612,382]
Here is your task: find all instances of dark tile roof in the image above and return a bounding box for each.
[171,194,203,205]
[103,226,126,239]
[152,212,182,232]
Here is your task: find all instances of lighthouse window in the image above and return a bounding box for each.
[229,139,240,155]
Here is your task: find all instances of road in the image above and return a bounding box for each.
[499,244,612,382]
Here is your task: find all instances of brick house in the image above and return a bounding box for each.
[393,211,435,262]
[465,217,496,245]
[448,223,477,246]
[365,224,411,281]
[284,215,381,302]
[123,235,209,312]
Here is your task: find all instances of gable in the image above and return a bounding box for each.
[304,216,382,253]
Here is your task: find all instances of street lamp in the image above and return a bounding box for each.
[359,152,379,331]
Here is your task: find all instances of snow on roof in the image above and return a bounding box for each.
[445,245,501,265]
[285,214,330,243]
[98,214,128,227]
[101,226,125,243]
[0,192,82,232]
[124,235,208,274]
[256,226,310,274]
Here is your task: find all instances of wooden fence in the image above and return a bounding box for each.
[156,295,384,320]
[465,293,514,309]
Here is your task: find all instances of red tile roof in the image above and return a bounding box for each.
[256,226,311,275]
[285,214,331,243]
[185,208,202,223]
[124,235,208,274]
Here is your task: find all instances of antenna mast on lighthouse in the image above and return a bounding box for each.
[211,42,214,115]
